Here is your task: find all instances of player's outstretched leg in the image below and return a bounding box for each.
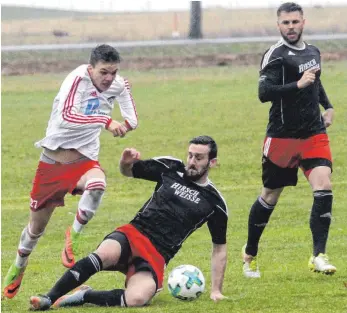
[53,271,156,309]
[30,252,103,311]
[3,206,50,299]
[62,176,106,268]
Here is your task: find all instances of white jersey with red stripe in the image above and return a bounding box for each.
[35,64,138,160]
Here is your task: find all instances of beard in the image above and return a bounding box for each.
[281,30,302,45]
[184,164,209,182]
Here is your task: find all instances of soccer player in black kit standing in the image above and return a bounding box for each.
[242,2,336,278]
[30,136,228,310]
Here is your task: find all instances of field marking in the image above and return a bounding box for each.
[2,34,347,51]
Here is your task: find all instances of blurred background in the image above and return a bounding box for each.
[1,1,347,75]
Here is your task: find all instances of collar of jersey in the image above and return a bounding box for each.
[192,179,210,187]
[280,38,306,51]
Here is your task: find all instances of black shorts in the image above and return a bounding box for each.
[101,230,159,290]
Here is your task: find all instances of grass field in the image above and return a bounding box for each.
[2,6,347,45]
[2,62,347,312]
[3,39,347,61]
[3,39,347,77]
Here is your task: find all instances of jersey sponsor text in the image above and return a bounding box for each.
[171,182,200,204]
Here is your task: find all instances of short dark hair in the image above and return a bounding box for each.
[189,135,218,160]
[89,44,121,67]
[277,2,303,17]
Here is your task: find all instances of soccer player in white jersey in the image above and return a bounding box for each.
[3,44,138,299]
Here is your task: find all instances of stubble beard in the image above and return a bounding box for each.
[185,165,209,182]
[281,30,303,45]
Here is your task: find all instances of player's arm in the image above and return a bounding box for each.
[57,76,112,130]
[207,204,228,302]
[120,151,181,182]
[318,78,334,127]
[119,148,141,177]
[115,78,138,132]
[258,57,299,103]
[210,243,227,302]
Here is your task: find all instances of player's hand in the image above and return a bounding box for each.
[107,120,128,137]
[120,148,141,165]
[297,67,319,89]
[322,108,334,128]
[210,291,228,302]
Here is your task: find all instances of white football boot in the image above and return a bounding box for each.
[308,253,336,275]
[242,244,261,278]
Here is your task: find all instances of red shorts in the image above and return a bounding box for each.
[30,160,101,211]
[116,224,166,290]
[262,133,332,188]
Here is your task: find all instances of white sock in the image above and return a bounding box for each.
[15,226,42,268]
[72,182,106,234]
[15,254,28,268]
[72,218,84,233]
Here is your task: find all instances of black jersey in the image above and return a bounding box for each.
[258,39,333,139]
[129,156,228,263]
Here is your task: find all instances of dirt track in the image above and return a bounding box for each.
[2,51,347,76]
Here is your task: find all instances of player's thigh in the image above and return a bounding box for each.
[307,166,332,191]
[125,271,156,307]
[29,206,56,234]
[95,231,131,269]
[300,133,332,190]
[262,137,300,189]
[75,167,105,190]
[95,239,122,269]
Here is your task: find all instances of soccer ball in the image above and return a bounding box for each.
[167,264,205,301]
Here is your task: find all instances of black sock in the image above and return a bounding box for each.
[84,289,127,307]
[310,190,333,257]
[47,253,102,303]
[246,197,275,256]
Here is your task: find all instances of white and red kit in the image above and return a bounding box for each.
[35,64,138,161]
[30,65,138,210]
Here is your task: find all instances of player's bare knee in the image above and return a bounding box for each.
[95,240,121,269]
[28,223,46,235]
[311,175,332,191]
[261,187,282,205]
[125,273,156,307]
[314,181,332,192]
[125,291,152,307]
[321,179,332,191]
[27,223,45,239]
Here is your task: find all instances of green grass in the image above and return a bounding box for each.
[2,62,347,312]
